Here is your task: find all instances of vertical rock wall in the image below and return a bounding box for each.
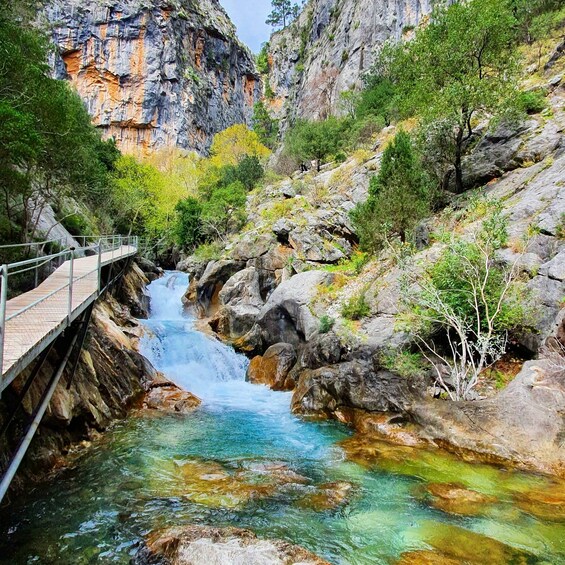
[267,0,433,125]
[42,0,262,154]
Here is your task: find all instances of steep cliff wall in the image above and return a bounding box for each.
[42,0,261,154]
[267,0,432,124]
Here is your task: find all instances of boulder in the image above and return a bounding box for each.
[300,333,342,369]
[255,270,333,348]
[212,267,264,339]
[144,383,201,413]
[291,361,425,416]
[134,525,330,565]
[230,232,275,262]
[195,260,245,317]
[288,229,345,263]
[247,343,297,390]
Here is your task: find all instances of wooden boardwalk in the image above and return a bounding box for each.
[0,244,137,392]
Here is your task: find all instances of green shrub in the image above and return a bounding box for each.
[319,315,335,333]
[61,212,88,236]
[517,90,547,114]
[334,151,347,163]
[341,293,370,320]
[175,197,203,250]
[380,349,426,379]
[193,240,223,261]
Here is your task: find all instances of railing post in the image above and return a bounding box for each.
[0,265,8,395]
[97,241,102,296]
[67,248,75,324]
[34,261,39,288]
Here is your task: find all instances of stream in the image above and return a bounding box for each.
[1,271,565,564]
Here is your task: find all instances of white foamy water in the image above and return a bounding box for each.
[139,271,292,414]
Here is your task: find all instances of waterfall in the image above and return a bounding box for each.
[139,271,290,413]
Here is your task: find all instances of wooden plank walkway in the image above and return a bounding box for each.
[0,245,137,392]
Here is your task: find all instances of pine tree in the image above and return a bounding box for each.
[266,0,300,29]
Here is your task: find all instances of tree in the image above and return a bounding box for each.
[209,124,271,168]
[351,131,431,252]
[285,117,344,171]
[400,210,527,400]
[175,197,203,250]
[252,101,279,148]
[384,0,520,193]
[266,0,300,29]
[201,181,247,241]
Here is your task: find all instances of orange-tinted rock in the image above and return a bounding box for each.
[44,2,261,155]
[297,481,353,511]
[144,383,201,413]
[515,481,565,521]
[395,550,462,565]
[247,343,297,390]
[423,482,497,517]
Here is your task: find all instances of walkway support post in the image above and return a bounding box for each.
[97,241,102,296]
[0,265,7,396]
[67,248,75,324]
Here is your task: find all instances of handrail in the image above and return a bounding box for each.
[0,233,140,394]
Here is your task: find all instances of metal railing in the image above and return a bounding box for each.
[0,235,139,385]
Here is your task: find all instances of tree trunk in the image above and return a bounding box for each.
[454,127,464,194]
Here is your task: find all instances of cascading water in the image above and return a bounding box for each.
[1,272,565,564]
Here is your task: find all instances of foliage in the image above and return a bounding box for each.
[285,117,345,170]
[0,12,119,244]
[380,349,427,379]
[266,0,300,29]
[400,211,528,400]
[174,197,202,249]
[517,90,547,115]
[193,240,224,261]
[379,0,521,193]
[319,315,335,333]
[252,101,279,149]
[351,131,432,252]
[341,292,370,320]
[256,43,270,74]
[209,124,271,167]
[356,76,397,126]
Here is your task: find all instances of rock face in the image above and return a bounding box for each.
[267,0,433,124]
[0,263,157,492]
[134,525,330,565]
[42,0,261,154]
[247,343,297,390]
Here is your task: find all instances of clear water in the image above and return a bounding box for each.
[1,272,564,564]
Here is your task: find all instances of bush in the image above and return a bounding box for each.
[380,349,426,379]
[517,90,547,115]
[319,315,335,333]
[175,197,203,250]
[341,293,370,320]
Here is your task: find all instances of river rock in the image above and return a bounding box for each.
[212,267,265,339]
[255,270,333,348]
[144,379,201,413]
[247,343,297,391]
[292,361,425,416]
[422,482,497,517]
[195,260,245,317]
[134,525,330,565]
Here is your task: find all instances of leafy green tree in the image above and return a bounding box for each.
[252,101,279,149]
[351,131,431,252]
[384,0,520,193]
[356,76,396,126]
[256,43,270,74]
[175,197,203,250]
[266,0,300,29]
[286,117,344,171]
[201,182,247,241]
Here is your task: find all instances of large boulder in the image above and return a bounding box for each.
[255,270,333,349]
[194,260,245,317]
[291,360,425,416]
[409,360,565,476]
[134,525,329,565]
[247,343,297,390]
[211,267,264,339]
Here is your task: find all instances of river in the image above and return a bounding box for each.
[1,271,564,564]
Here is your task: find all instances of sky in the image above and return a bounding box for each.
[220,0,273,53]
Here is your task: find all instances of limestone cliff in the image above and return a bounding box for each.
[41,0,261,154]
[267,0,432,124]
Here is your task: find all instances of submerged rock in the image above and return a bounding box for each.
[422,482,497,517]
[297,481,353,511]
[134,525,330,565]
